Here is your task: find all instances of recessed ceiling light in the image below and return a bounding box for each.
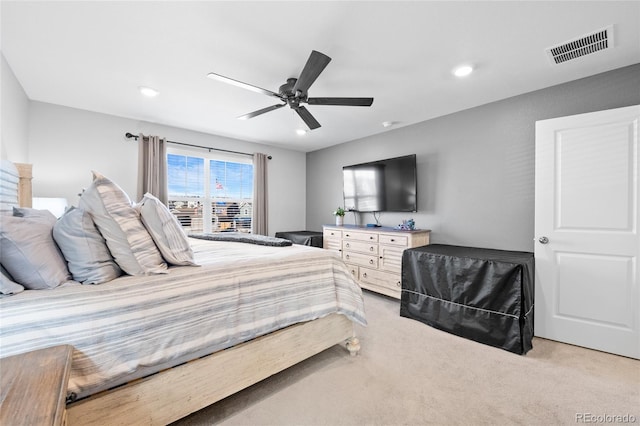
[452,65,473,78]
[382,121,394,128]
[296,129,308,136]
[138,86,159,97]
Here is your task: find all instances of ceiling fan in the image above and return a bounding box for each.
[207,50,374,130]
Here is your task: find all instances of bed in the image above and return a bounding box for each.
[0,161,366,425]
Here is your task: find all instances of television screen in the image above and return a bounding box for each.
[343,154,417,212]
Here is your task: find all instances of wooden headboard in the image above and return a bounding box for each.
[15,163,32,208]
[0,160,32,213]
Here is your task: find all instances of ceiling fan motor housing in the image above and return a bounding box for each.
[279,78,297,96]
[280,78,307,108]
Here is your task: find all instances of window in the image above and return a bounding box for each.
[167,149,254,233]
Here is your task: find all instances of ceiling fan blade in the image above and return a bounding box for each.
[307,97,374,107]
[207,72,283,100]
[295,106,321,130]
[237,103,286,120]
[292,50,331,94]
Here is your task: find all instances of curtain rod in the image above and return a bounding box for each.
[125,133,272,159]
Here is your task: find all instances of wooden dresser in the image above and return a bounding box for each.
[323,225,430,299]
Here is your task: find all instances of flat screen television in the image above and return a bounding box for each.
[343,154,417,213]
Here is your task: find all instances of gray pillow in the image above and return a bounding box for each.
[0,211,73,289]
[0,264,24,296]
[137,193,197,266]
[78,171,167,276]
[53,206,123,284]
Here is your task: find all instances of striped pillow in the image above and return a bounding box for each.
[137,193,197,266]
[79,171,167,276]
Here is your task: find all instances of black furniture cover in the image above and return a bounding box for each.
[274,231,323,248]
[400,244,534,355]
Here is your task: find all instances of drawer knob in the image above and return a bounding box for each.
[369,236,374,240]
[346,243,350,248]
[390,239,395,242]
[396,281,401,287]
[369,247,374,251]
[346,254,350,259]
[363,273,367,278]
[369,259,374,265]
[346,234,350,237]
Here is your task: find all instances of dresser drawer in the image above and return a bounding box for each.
[344,263,359,280]
[359,267,402,292]
[323,229,342,239]
[343,251,378,268]
[343,240,378,255]
[342,231,378,243]
[379,233,408,246]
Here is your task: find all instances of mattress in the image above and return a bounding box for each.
[0,238,366,400]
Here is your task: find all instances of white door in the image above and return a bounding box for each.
[535,105,640,359]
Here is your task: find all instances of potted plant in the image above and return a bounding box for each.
[333,207,346,226]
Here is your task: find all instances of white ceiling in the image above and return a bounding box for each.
[2,1,639,152]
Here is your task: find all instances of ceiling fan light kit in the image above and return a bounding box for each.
[208,50,374,130]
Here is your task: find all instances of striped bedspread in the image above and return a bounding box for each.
[0,238,366,400]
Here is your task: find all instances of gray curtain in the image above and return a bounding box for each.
[137,134,167,204]
[252,153,269,235]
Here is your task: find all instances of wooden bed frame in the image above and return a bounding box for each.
[68,314,360,425]
[10,162,361,425]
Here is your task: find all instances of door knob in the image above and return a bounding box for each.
[538,236,549,244]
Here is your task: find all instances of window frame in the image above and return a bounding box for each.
[166,146,254,234]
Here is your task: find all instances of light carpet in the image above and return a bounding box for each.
[173,291,639,425]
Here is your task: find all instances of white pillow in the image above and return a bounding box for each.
[0,211,73,289]
[137,193,197,266]
[53,206,123,284]
[78,171,167,276]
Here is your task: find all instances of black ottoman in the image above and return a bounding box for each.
[275,231,323,248]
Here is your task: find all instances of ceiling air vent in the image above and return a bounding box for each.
[545,25,614,65]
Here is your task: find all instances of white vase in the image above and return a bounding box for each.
[335,216,344,226]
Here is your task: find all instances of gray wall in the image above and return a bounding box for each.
[306,63,640,252]
[1,53,30,162]
[24,102,307,237]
